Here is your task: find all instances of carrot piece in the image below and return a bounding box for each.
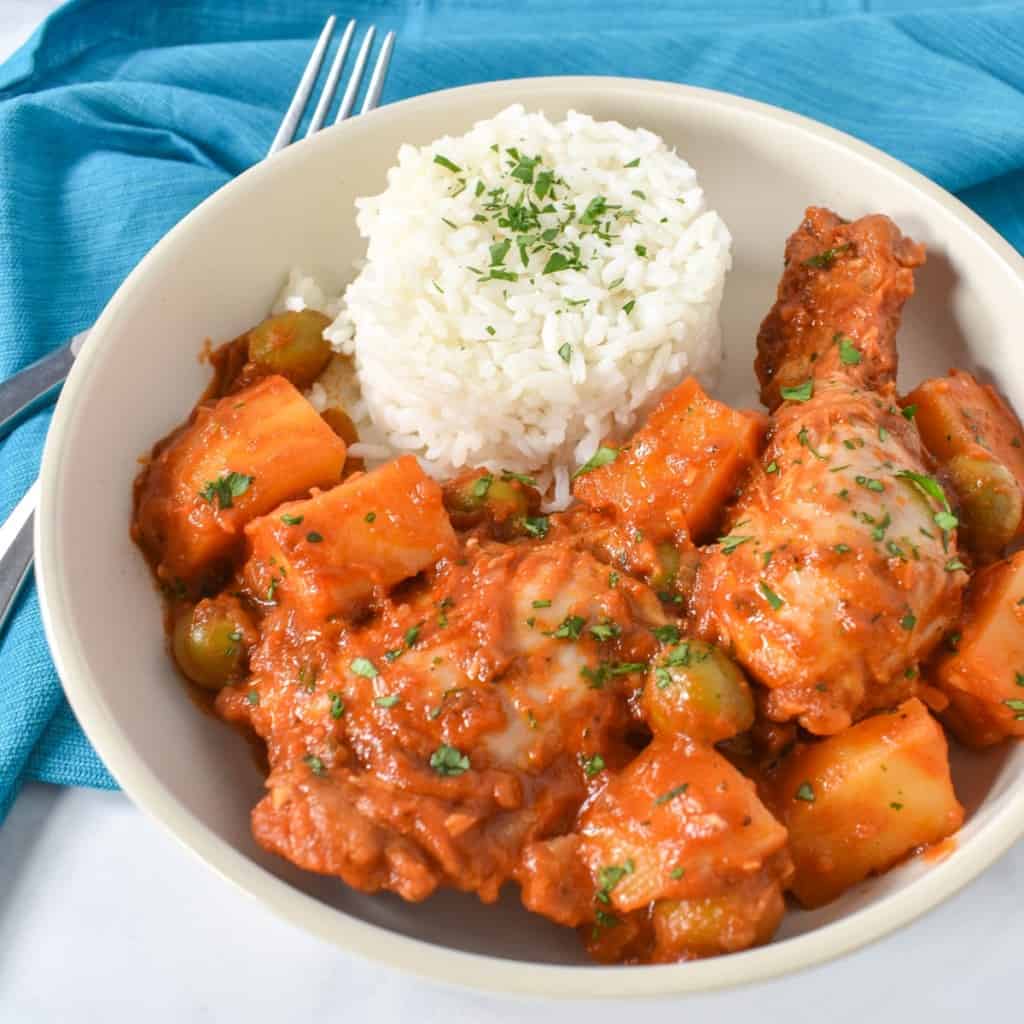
[573,377,765,543]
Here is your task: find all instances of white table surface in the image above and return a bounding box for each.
[1,3,1020,1019]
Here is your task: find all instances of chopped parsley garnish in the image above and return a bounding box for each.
[328,692,345,719]
[1005,699,1024,720]
[622,299,636,315]
[802,242,852,269]
[589,620,621,642]
[580,196,607,225]
[596,861,634,903]
[797,426,828,460]
[365,511,377,523]
[654,783,689,806]
[502,470,536,486]
[489,239,511,267]
[580,664,609,689]
[521,515,550,538]
[557,342,572,363]
[573,446,619,479]
[608,571,620,588]
[383,647,404,663]
[247,690,260,706]
[651,624,681,644]
[900,612,917,631]
[306,531,324,543]
[902,404,917,420]
[634,244,648,258]
[433,154,461,172]
[945,558,966,572]
[765,460,779,474]
[719,533,755,554]
[547,615,586,640]
[624,157,641,168]
[349,657,378,679]
[430,744,470,776]
[834,543,851,554]
[199,471,253,510]
[404,623,422,648]
[543,252,572,275]
[280,513,303,526]
[946,631,961,652]
[374,695,400,708]
[855,475,885,493]
[758,581,785,611]
[437,596,454,629]
[532,599,553,609]
[472,474,493,499]
[780,380,813,403]
[670,867,685,880]
[835,333,862,365]
[794,781,816,802]
[304,754,326,777]
[582,753,605,777]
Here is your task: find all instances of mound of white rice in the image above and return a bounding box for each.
[276,105,732,507]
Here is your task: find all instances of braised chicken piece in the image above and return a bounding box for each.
[696,209,966,734]
[218,504,668,903]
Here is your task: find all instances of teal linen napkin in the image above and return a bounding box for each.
[2,0,1024,821]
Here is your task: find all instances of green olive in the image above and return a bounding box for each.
[246,310,332,388]
[650,542,681,589]
[946,453,1022,560]
[445,472,536,532]
[172,600,249,690]
[643,639,754,743]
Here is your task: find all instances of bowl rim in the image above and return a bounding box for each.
[35,74,1024,999]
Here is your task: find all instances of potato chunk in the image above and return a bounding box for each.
[906,370,1024,561]
[573,377,765,543]
[244,455,458,620]
[932,550,1024,746]
[768,698,963,908]
[133,375,346,592]
[579,736,788,914]
[577,736,790,962]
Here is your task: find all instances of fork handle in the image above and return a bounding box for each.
[0,341,75,440]
[0,482,37,636]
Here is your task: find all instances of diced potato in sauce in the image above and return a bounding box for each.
[768,698,963,908]
[573,377,765,543]
[577,736,791,962]
[932,550,1024,747]
[133,375,347,593]
[244,455,458,619]
[906,370,1024,561]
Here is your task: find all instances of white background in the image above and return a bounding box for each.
[1,3,1020,1019]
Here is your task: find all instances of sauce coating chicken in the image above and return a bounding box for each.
[132,209,1006,968]
[696,209,965,734]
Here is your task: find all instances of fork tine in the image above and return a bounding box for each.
[306,19,356,137]
[335,25,376,124]
[360,31,395,114]
[266,15,336,157]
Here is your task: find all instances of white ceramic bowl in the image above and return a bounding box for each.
[36,77,1024,998]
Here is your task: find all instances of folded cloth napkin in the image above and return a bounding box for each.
[2,0,1024,821]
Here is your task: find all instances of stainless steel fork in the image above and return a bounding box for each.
[0,17,396,634]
